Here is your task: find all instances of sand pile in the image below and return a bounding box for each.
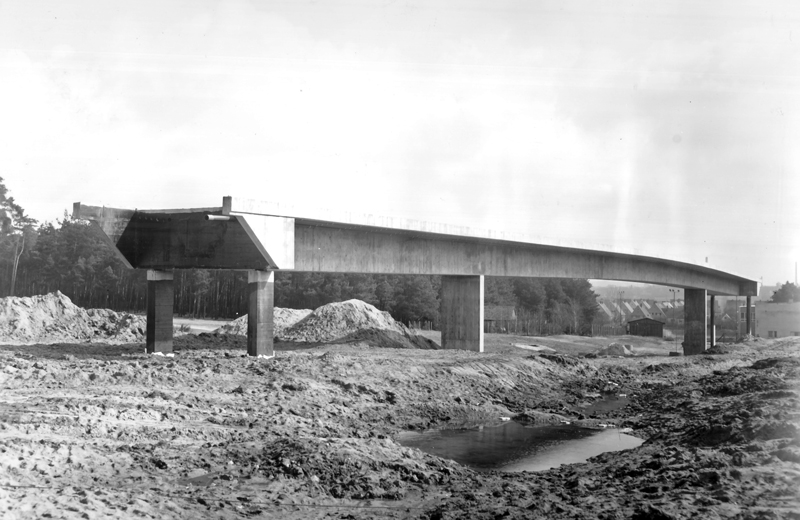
[216,299,437,349]
[279,299,405,342]
[216,308,312,337]
[0,291,146,344]
[277,299,438,349]
[597,342,634,356]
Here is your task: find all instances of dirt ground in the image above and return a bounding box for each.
[0,329,798,519]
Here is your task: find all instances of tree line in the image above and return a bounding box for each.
[0,178,600,333]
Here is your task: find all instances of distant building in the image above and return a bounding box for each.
[658,303,684,326]
[597,302,615,322]
[628,303,665,324]
[627,318,664,337]
[628,305,654,322]
[608,301,628,324]
[647,302,668,323]
[755,302,800,338]
[484,305,517,333]
[732,305,756,336]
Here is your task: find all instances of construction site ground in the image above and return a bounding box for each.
[0,321,798,518]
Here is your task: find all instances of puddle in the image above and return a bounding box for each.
[397,422,643,472]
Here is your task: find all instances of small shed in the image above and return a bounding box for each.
[484,305,517,333]
[626,317,664,337]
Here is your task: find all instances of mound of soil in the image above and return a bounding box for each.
[705,343,732,354]
[0,291,145,344]
[333,327,439,349]
[279,299,439,349]
[215,300,437,349]
[215,308,312,337]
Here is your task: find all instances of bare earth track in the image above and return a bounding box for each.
[0,304,798,518]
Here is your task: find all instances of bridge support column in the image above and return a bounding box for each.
[709,295,716,348]
[441,275,484,352]
[683,288,707,355]
[746,296,752,336]
[146,270,173,354]
[247,270,274,358]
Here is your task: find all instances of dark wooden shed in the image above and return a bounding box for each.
[484,305,517,333]
[626,317,664,337]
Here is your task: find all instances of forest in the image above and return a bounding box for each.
[0,179,600,334]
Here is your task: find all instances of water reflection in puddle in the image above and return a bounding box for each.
[397,422,643,472]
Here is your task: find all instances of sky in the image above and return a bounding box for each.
[0,0,798,287]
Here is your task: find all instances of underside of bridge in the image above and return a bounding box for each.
[73,197,758,357]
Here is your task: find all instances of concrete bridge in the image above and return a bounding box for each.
[73,197,758,357]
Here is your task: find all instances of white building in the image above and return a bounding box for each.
[755,302,800,338]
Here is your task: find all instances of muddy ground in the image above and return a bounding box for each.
[0,332,798,519]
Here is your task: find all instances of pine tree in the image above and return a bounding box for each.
[0,177,38,296]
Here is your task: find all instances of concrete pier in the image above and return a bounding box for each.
[710,295,716,348]
[746,296,752,335]
[146,270,173,354]
[440,275,484,352]
[247,270,275,357]
[684,288,707,355]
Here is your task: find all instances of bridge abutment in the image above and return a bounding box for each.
[683,288,707,355]
[440,275,484,352]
